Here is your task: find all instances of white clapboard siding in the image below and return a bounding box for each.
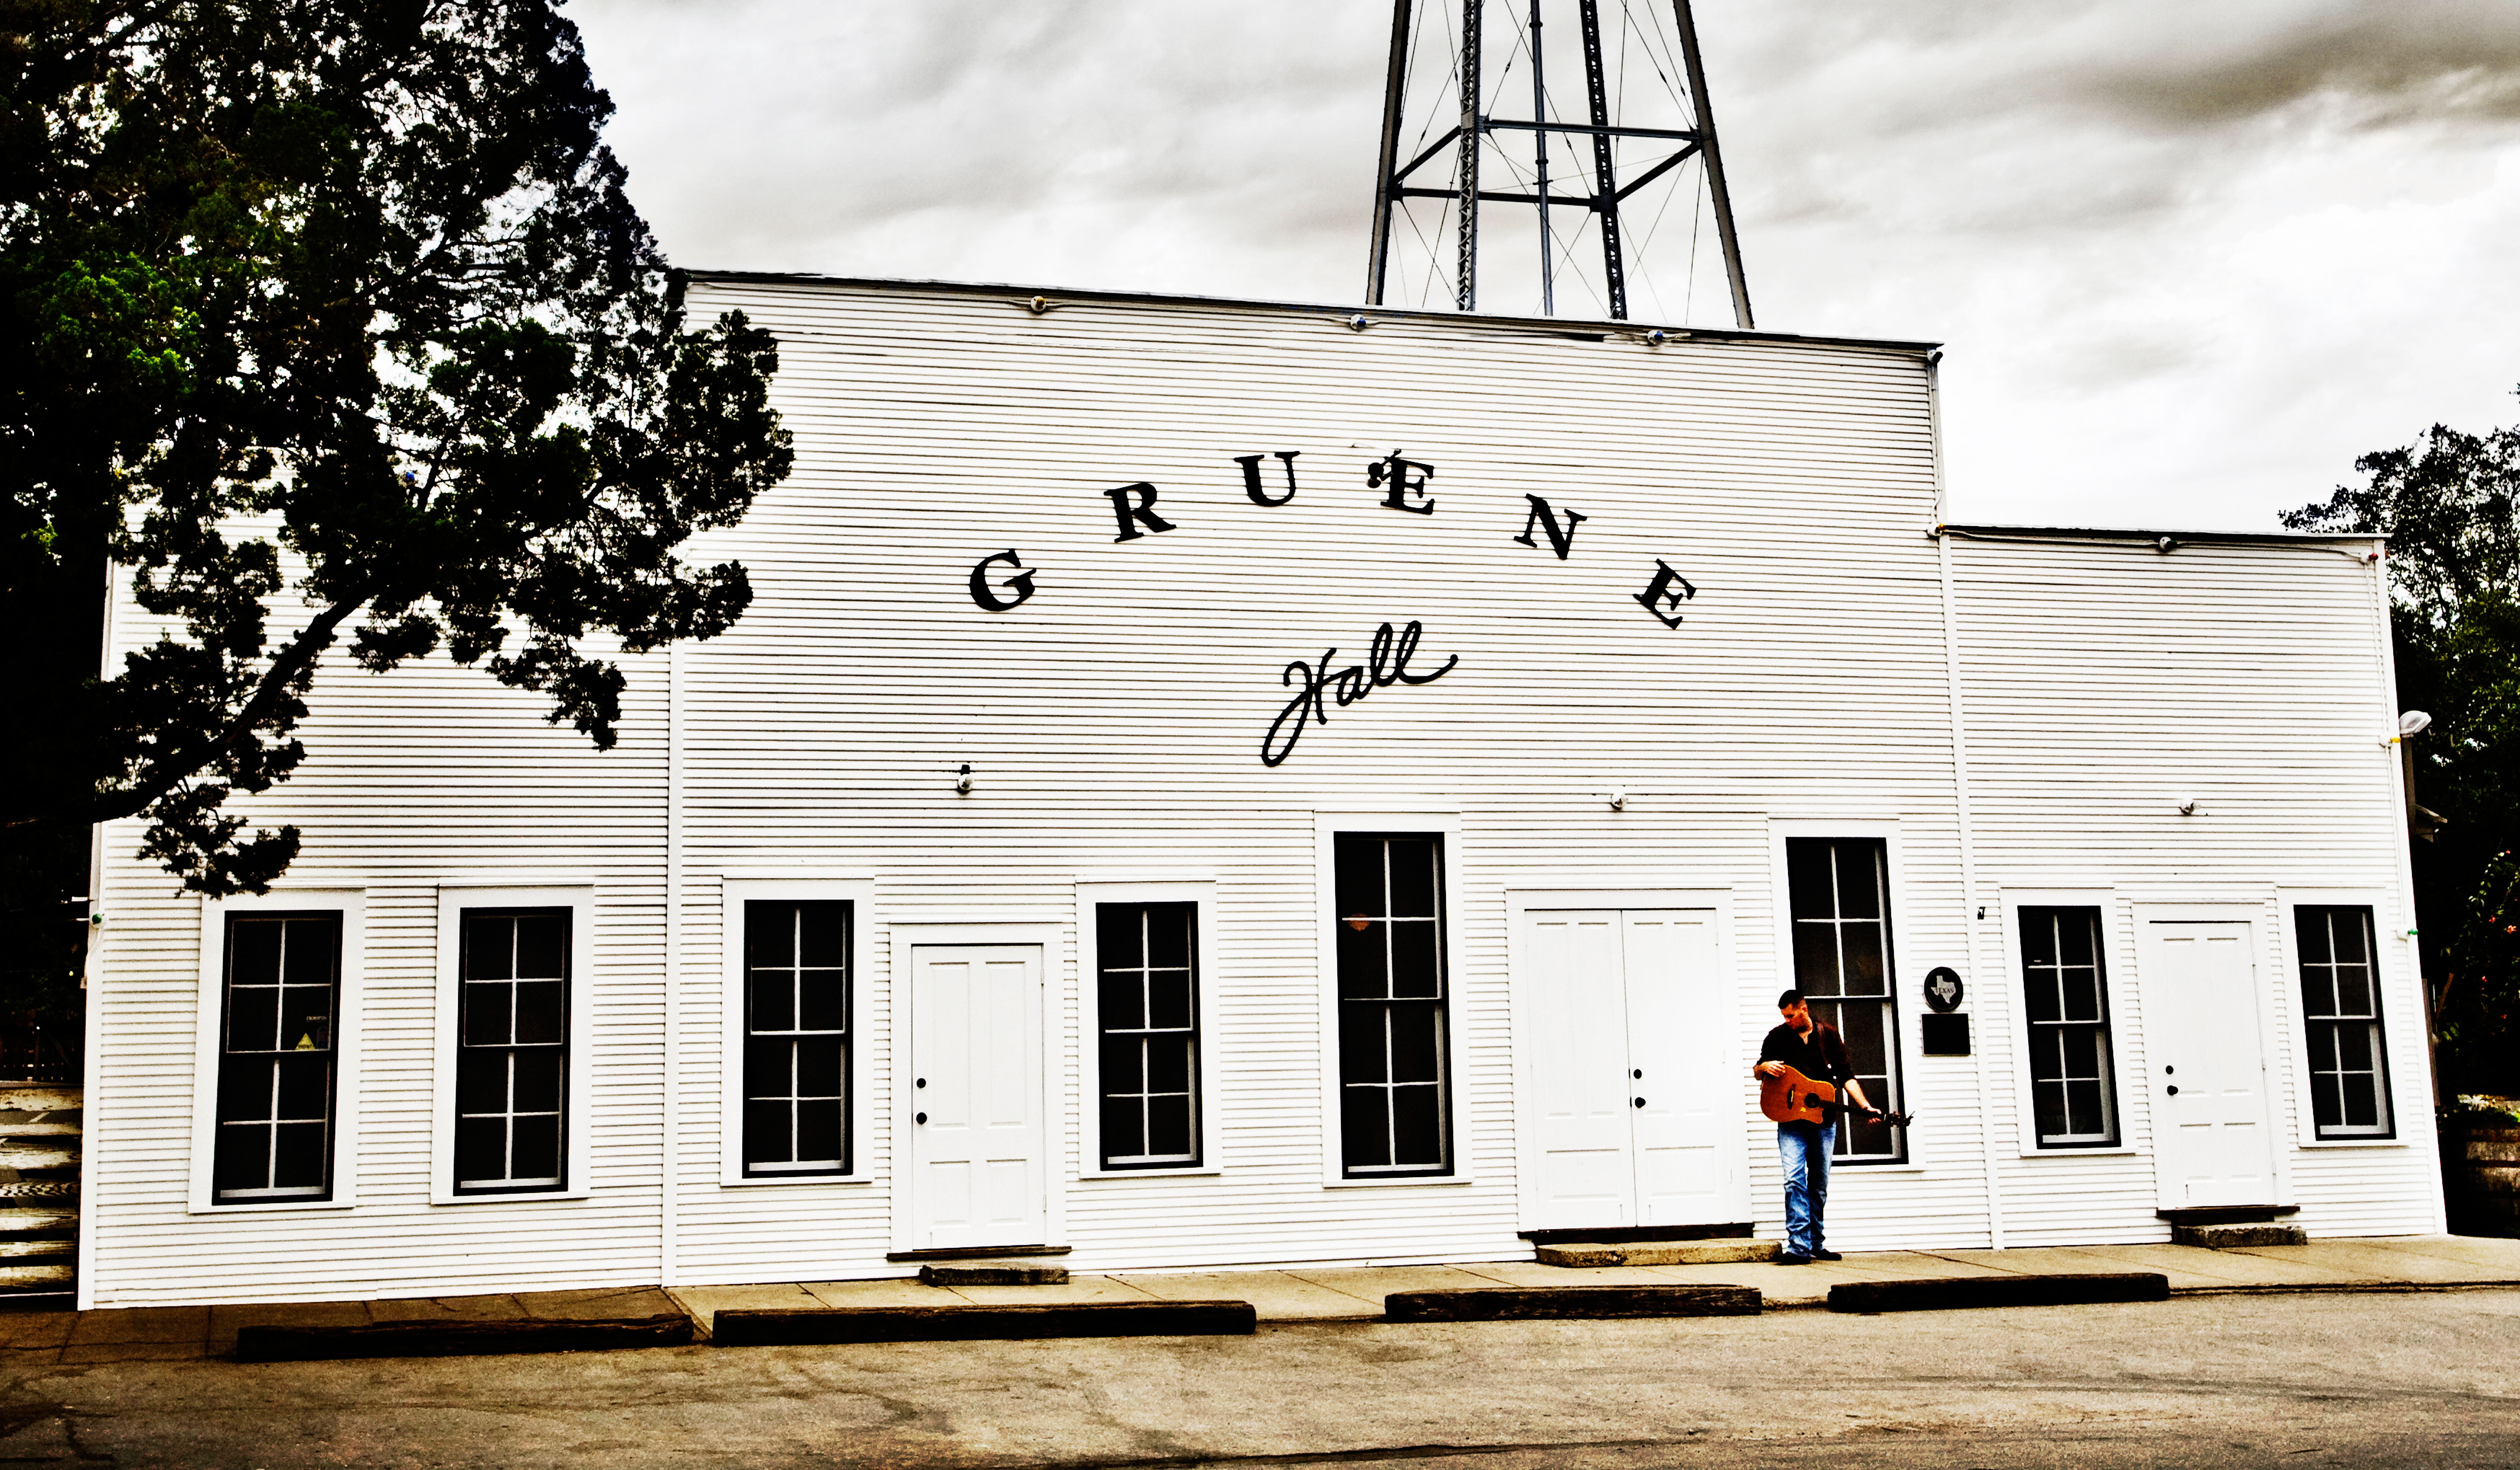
[83,276,2432,1307]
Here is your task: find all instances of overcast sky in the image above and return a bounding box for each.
[572,0,2520,531]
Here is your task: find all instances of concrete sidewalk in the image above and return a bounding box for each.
[12,1236,2515,1365]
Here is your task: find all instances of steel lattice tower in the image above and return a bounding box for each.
[1365,0,1754,327]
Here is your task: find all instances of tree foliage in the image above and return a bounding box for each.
[2284,397,2520,1096]
[0,0,793,927]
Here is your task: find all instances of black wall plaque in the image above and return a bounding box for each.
[1920,1012,1971,1056]
[1923,967,1965,1013]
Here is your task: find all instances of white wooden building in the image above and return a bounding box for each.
[80,275,2442,1308]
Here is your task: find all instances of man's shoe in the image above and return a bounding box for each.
[1811,1249,1843,1261]
[1776,1253,1811,1265]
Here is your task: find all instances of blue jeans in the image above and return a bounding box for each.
[1777,1121,1834,1256]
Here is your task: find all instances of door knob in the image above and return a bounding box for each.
[1632,1069,1643,1079]
[916,1078,926,1088]
[1633,1097,1646,1108]
[916,1112,928,1124]
[2165,1086,2178,1096]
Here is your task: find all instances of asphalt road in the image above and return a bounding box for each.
[1,1289,2514,1467]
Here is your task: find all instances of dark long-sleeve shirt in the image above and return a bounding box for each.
[1758,1020,1853,1086]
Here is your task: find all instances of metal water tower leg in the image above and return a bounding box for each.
[1456,0,1483,312]
[1366,0,1414,306]
[1531,0,1552,316]
[1671,0,1754,329]
[1577,0,1625,320]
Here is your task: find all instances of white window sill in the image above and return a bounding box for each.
[188,1198,358,1216]
[2019,1147,2141,1158]
[1323,1174,1476,1189]
[1835,1162,1928,1174]
[719,1174,875,1188]
[2298,1136,2408,1149]
[429,1189,592,1206]
[1079,1168,1222,1181]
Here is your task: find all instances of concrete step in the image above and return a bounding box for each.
[0,1120,82,1138]
[0,1144,76,1172]
[917,1262,1071,1286]
[1538,1239,1783,1267]
[0,1211,76,1235]
[2174,1223,2308,1249]
[0,1262,74,1291]
[0,1182,77,1202]
[0,1089,81,1114]
[0,1240,73,1261]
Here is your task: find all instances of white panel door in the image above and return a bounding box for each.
[910,944,1046,1250]
[1522,908,1733,1231]
[1526,913,1635,1228]
[1623,912,1728,1226]
[2141,920,2280,1208]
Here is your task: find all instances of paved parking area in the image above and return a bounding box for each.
[21,1235,2517,1363]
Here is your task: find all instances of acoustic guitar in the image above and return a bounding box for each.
[1759,1064,1913,1128]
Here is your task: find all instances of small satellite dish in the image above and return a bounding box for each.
[2398,710,2432,738]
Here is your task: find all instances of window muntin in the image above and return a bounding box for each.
[1334,833,1451,1177]
[1096,903,1200,1169]
[2296,905,2393,1139]
[2018,906,2120,1147]
[454,909,570,1194]
[743,900,852,1175]
[213,913,341,1203]
[1785,838,1904,1160]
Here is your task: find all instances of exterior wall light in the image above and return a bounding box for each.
[1608,791,1628,811]
[1346,314,1372,331]
[2155,536,2178,554]
[1026,296,1052,315]
[955,763,973,795]
[2177,797,2199,816]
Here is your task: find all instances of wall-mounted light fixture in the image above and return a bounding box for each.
[954,763,973,796]
[1025,296,1052,315]
[1644,329,1670,346]
[2177,796,2199,816]
[1608,791,1627,811]
[2155,536,2178,554]
[1346,313,1372,331]
[2387,709,2432,746]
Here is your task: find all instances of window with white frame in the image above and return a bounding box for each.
[2295,905,2393,1139]
[1785,838,1903,1161]
[743,899,852,1175]
[454,908,570,1194]
[213,912,341,1203]
[2018,906,2120,1148]
[1096,902,1200,1169]
[1334,833,1451,1177]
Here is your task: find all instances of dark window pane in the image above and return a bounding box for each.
[745,902,795,969]
[2058,1027,2101,1078]
[272,1121,327,1189]
[794,1099,844,1162]
[1146,1094,1194,1158]
[796,902,849,968]
[2334,966,2373,1019]
[1840,925,1887,994]
[1388,923,1441,999]
[454,1116,506,1181]
[2032,1080,2066,1141]
[2311,1070,2342,1128]
[511,1051,565,1115]
[1842,1111,1894,1157]
[509,1114,562,1182]
[750,971,797,1033]
[1336,922,1387,1000]
[1341,1086,1391,1169]
[1833,843,1883,919]
[2064,1080,2105,1133]
[2025,970,2061,1025]
[2334,1024,2373,1072]
[2020,913,2058,969]
[744,1035,791,1096]
[744,1100,790,1163]
[793,1035,846,1094]
[1145,907,1193,970]
[2343,1069,2380,1128]
[1147,972,1192,1031]
[2055,911,2096,969]
[282,925,335,987]
[797,971,847,1033]
[1333,835,1385,918]
[512,980,566,1046]
[1145,1036,1192,1094]
[2305,1026,2338,1075]
[2296,911,2334,966]
[2060,970,2102,1023]
[1100,1035,1144,1095]
[1785,841,1834,922]
[1792,926,1842,994]
[281,995,330,1053]
[1835,1004,1889,1077]
[2300,967,2339,1019]
[1339,1006,1388,1084]
[1098,906,1144,969]
[214,1125,268,1192]
[1102,1093,1146,1159]
[463,982,513,1047]
[1389,1085,1442,1167]
[1387,1002,1442,1083]
[455,1050,508,1115]
[226,985,280,1054]
[1101,969,1148,1032]
[274,1055,330,1120]
[230,920,284,985]
[465,919,514,981]
[218,1059,274,1124]
[1386,840,1439,918]
[513,915,567,979]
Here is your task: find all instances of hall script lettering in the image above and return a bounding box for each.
[959,448,1701,763]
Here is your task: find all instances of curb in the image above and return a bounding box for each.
[1385,1286,1760,1322]
[1827,1273,2168,1314]
[710,1300,1258,1346]
[235,1313,693,1363]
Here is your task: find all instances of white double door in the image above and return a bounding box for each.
[2138,917,2281,1209]
[1521,909,1737,1231]
[908,944,1047,1251]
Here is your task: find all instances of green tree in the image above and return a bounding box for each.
[2284,399,2520,1096]
[0,1,792,1041]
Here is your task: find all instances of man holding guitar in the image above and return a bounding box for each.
[1753,989,1880,1265]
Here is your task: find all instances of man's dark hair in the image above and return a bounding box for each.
[1777,989,1804,1009]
